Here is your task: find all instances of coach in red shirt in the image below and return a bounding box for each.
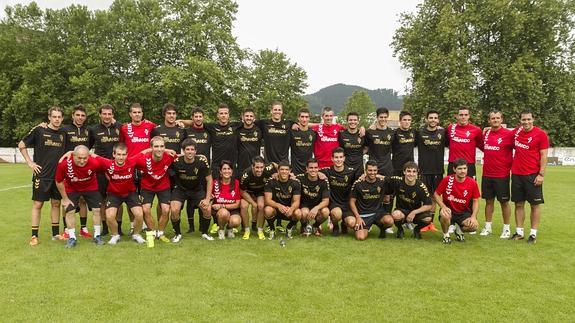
[446,106,483,178]
[510,110,549,244]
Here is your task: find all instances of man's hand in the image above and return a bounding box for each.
[59,151,73,163]
[534,174,544,186]
[354,217,365,231]
[62,198,74,211]
[440,207,452,218]
[291,123,300,131]
[359,126,366,137]
[308,207,319,219]
[27,161,42,174]
[317,172,327,180]
[406,211,416,223]
[199,198,210,209]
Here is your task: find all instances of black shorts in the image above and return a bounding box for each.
[395,209,434,223]
[171,186,205,203]
[141,189,171,205]
[447,162,476,178]
[450,212,471,226]
[482,176,510,202]
[329,202,351,217]
[32,178,61,202]
[511,174,544,205]
[377,165,392,177]
[97,173,109,198]
[358,213,384,230]
[246,190,264,198]
[65,191,102,213]
[106,192,141,209]
[211,208,240,219]
[134,170,142,194]
[420,174,443,194]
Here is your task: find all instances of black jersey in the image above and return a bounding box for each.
[88,122,121,158]
[171,155,210,195]
[184,126,211,162]
[365,128,394,176]
[290,129,316,175]
[350,178,386,214]
[237,125,262,173]
[151,124,185,153]
[338,129,365,170]
[257,119,293,163]
[264,178,301,207]
[21,126,67,180]
[205,122,240,167]
[319,166,357,206]
[415,127,447,175]
[296,174,330,208]
[239,163,275,195]
[391,128,416,172]
[61,124,89,152]
[385,176,432,211]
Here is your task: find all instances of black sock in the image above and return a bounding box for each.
[172,219,181,235]
[199,217,211,234]
[276,218,282,227]
[52,222,60,236]
[287,220,297,230]
[80,216,87,228]
[117,220,123,232]
[251,221,257,231]
[382,203,392,214]
[32,226,39,237]
[267,218,276,231]
[62,217,67,230]
[394,220,403,230]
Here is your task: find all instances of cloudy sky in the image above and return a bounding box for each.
[0,0,422,94]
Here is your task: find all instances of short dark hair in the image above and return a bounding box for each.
[298,107,310,117]
[277,159,291,169]
[130,103,142,112]
[322,106,333,115]
[365,160,378,169]
[219,159,233,171]
[403,161,419,172]
[113,142,127,153]
[519,109,534,119]
[458,106,470,113]
[376,107,389,117]
[306,158,319,167]
[217,103,229,112]
[346,112,359,120]
[332,147,345,156]
[73,104,86,114]
[162,103,177,116]
[252,156,265,166]
[426,109,439,118]
[270,101,283,109]
[452,158,467,169]
[243,107,255,115]
[48,106,64,116]
[191,107,204,116]
[399,111,412,120]
[99,104,114,114]
[181,138,197,150]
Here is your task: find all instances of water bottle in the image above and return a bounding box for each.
[146,230,155,248]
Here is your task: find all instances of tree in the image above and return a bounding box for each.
[339,90,376,128]
[392,0,575,145]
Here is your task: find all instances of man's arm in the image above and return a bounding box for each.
[287,195,300,216]
[56,180,73,210]
[535,148,548,186]
[470,198,480,219]
[264,192,280,209]
[406,204,433,222]
[433,192,451,218]
[18,140,43,174]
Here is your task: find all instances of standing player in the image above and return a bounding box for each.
[296,158,330,237]
[19,106,67,245]
[55,145,105,248]
[170,139,213,242]
[510,110,549,244]
[310,107,345,168]
[205,104,239,179]
[320,147,358,236]
[386,162,433,239]
[263,160,301,239]
[338,112,365,178]
[151,103,185,153]
[237,108,262,174]
[434,158,480,244]
[290,107,316,175]
[349,160,394,241]
[258,101,293,163]
[365,107,394,177]
[211,160,242,240]
[446,106,483,178]
[391,111,416,176]
[239,156,276,240]
[479,110,513,238]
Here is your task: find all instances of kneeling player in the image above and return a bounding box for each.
[211,160,241,240]
[170,139,213,242]
[240,156,276,240]
[263,160,301,239]
[349,160,393,241]
[386,162,433,239]
[434,158,480,244]
[296,158,330,237]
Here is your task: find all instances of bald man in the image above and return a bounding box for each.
[55,145,105,248]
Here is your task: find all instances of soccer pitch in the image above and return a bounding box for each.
[1,164,574,322]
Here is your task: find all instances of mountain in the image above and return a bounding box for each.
[303,83,403,114]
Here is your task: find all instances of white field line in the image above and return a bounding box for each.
[0,184,31,192]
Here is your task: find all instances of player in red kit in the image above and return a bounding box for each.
[434,158,480,244]
[120,103,157,157]
[510,110,549,244]
[211,160,242,240]
[310,107,345,168]
[479,110,514,238]
[446,107,483,178]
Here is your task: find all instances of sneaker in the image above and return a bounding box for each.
[52,234,67,241]
[509,233,524,241]
[218,230,225,240]
[468,231,477,235]
[227,229,235,239]
[448,225,456,234]
[158,235,170,243]
[313,226,322,237]
[420,222,438,232]
[268,229,276,240]
[328,217,334,231]
[242,231,250,240]
[527,234,537,244]
[406,223,415,231]
[385,227,394,234]
[62,231,70,239]
[210,224,219,234]
[171,234,182,243]
[257,231,266,240]
[286,228,294,239]
[80,227,92,238]
[442,236,452,244]
[29,236,39,246]
[500,229,511,239]
[108,235,121,245]
[132,234,146,244]
[396,226,405,239]
[65,237,77,248]
[201,233,215,241]
[232,228,239,234]
[264,226,271,234]
[93,235,105,246]
[455,227,465,242]
[128,228,134,236]
[302,224,312,237]
[276,225,285,233]
[480,227,492,236]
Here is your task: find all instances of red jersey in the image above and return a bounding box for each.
[311,123,344,168]
[512,126,549,175]
[482,127,514,178]
[135,152,177,191]
[435,174,480,213]
[447,123,483,163]
[120,121,156,157]
[212,179,241,204]
[95,156,138,197]
[55,156,102,193]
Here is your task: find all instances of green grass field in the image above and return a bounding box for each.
[1,164,574,322]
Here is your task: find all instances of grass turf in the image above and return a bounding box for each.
[0,164,574,321]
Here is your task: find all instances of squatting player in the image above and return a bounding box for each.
[296,158,330,237]
[263,160,301,240]
[240,156,276,240]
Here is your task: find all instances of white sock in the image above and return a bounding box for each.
[485,222,492,230]
[516,227,524,236]
[503,224,510,231]
[68,228,76,240]
[530,229,537,237]
[130,222,134,229]
[94,225,101,237]
[157,230,164,237]
[258,227,264,233]
[443,232,450,238]
[245,227,250,233]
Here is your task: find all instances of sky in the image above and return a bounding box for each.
[0,0,423,94]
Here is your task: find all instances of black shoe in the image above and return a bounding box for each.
[101,226,109,236]
[455,231,465,242]
[413,229,422,240]
[509,233,524,241]
[442,236,451,244]
[378,229,386,239]
[527,234,537,244]
[396,227,404,239]
[187,222,195,233]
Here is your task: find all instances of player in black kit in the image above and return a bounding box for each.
[365,107,394,177]
[205,104,239,178]
[338,112,365,178]
[391,111,416,176]
[296,158,330,237]
[290,108,316,175]
[257,101,293,163]
[263,160,301,240]
[237,108,262,174]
